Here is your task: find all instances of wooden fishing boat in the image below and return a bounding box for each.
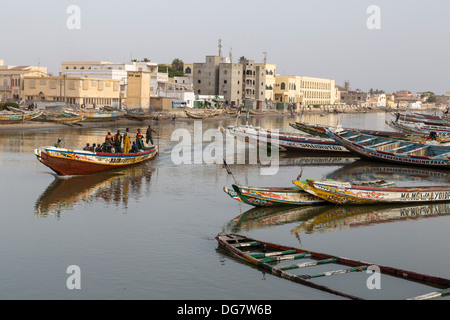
[0,109,43,124]
[291,121,425,141]
[293,179,450,205]
[393,112,447,124]
[216,233,450,300]
[62,109,125,122]
[184,109,210,119]
[387,120,450,136]
[326,129,450,168]
[220,125,351,154]
[34,146,157,176]
[32,111,83,125]
[224,184,326,207]
[124,109,153,121]
[249,109,264,116]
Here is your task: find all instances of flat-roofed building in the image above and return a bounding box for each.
[23,75,121,108]
[194,55,276,108]
[274,75,336,109]
[0,60,48,102]
[340,91,370,107]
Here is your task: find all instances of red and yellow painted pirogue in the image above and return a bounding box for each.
[34,146,157,176]
[216,233,450,300]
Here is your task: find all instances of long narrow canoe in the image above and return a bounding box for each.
[35,146,157,176]
[221,125,351,154]
[293,179,450,205]
[224,184,326,207]
[216,233,450,300]
[326,129,450,168]
[290,122,416,140]
[387,120,450,136]
[184,109,216,119]
[62,109,125,122]
[0,110,43,124]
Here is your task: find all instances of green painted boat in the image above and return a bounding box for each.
[224,184,326,207]
[217,233,450,300]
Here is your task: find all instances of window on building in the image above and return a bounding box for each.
[281,83,286,90]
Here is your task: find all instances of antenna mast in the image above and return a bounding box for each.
[218,39,222,57]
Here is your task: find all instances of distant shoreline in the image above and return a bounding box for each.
[0,106,444,132]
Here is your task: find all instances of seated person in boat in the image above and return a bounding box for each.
[130,142,139,153]
[54,139,62,148]
[95,143,103,153]
[91,143,96,152]
[83,143,91,151]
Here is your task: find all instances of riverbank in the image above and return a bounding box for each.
[0,106,444,132]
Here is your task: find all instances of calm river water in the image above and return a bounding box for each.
[0,112,449,300]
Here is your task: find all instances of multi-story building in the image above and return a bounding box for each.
[274,75,336,109]
[194,55,275,108]
[0,59,48,102]
[259,63,276,102]
[340,91,370,107]
[369,93,386,108]
[217,61,243,107]
[23,75,121,108]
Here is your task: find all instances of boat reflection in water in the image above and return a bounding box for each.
[294,202,450,234]
[224,205,331,234]
[225,202,450,238]
[327,160,450,184]
[34,164,155,218]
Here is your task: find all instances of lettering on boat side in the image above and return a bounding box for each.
[401,191,450,201]
[66,265,81,290]
[171,121,279,176]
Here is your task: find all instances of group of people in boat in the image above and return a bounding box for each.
[55,125,157,154]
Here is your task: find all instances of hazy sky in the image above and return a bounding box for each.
[2,0,450,94]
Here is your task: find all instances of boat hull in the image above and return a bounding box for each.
[326,130,450,168]
[224,184,326,207]
[222,125,351,154]
[35,147,157,176]
[294,179,450,205]
[0,110,43,124]
[216,233,450,300]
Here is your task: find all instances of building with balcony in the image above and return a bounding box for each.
[0,59,48,102]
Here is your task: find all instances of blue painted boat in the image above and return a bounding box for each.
[326,129,450,168]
